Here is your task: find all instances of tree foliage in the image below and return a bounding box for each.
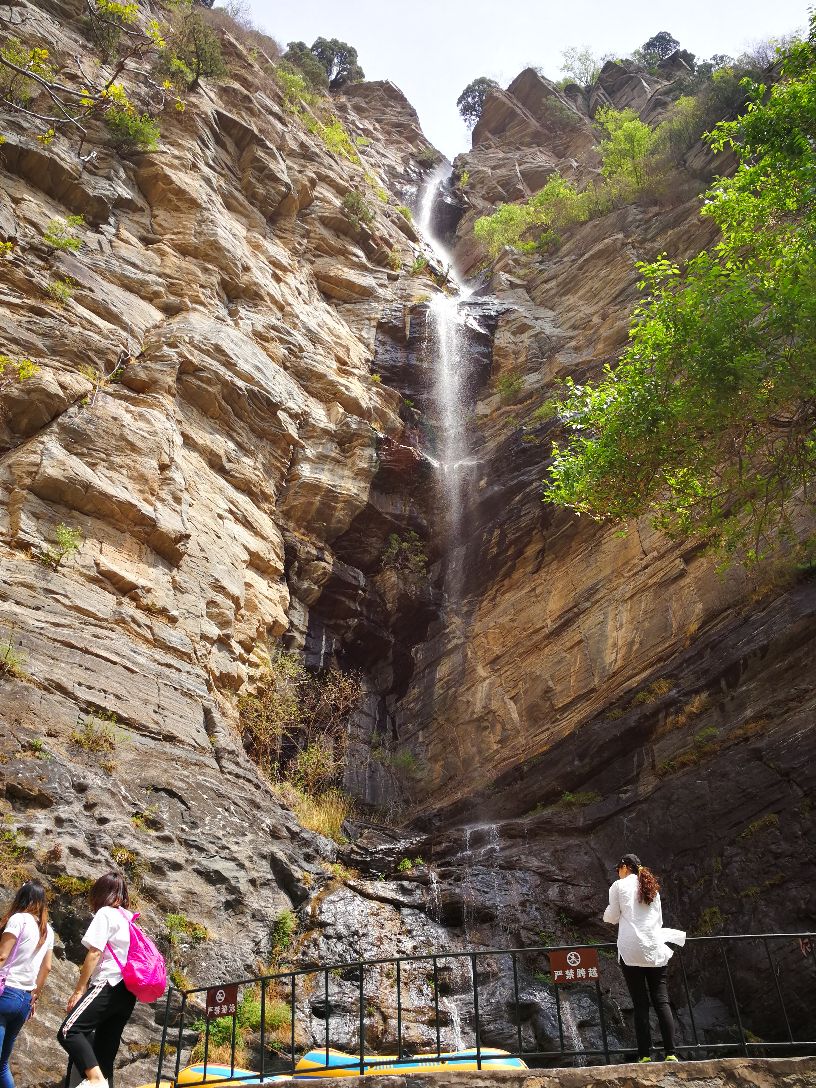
[456,76,499,127]
[0,0,194,157]
[595,105,657,187]
[168,7,225,89]
[309,37,364,89]
[641,31,680,63]
[560,47,603,87]
[546,18,816,562]
[282,40,329,90]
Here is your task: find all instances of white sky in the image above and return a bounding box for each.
[246,1,809,159]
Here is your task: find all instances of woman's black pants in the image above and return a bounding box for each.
[58,979,136,1084]
[620,962,676,1058]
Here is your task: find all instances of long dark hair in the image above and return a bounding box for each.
[89,871,129,912]
[0,880,49,947]
[619,853,660,905]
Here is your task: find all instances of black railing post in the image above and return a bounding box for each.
[290,973,296,1073]
[595,974,610,1064]
[511,952,523,1055]
[359,965,365,1075]
[471,954,482,1070]
[396,959,402,1059]
[433,956,441,1057]
[203,1017,211,1080]
[677,948,699,1049]
[325,968,330,1069]
[554,978,565,1057]
[719,937,748,1056]
[173,991,187,1085]
[154,986,173,1088]
[259,978,267,1082]
[764,938,793,1043]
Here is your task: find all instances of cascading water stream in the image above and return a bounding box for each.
[416,166,475,602]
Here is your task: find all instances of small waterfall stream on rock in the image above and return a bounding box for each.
[417,166,475,603]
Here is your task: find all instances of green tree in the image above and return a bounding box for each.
[595,106,657,188]
[309,37,364,90]
[456,76,499,127]
[546,17,816,562]
[560,47,603,86]
[169,8,225,89]
[641,31,680,63]
[282,40,329,90]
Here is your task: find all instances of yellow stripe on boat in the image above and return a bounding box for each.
[142,1047,528,1086]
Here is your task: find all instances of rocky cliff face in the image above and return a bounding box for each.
[1,8,814,1086]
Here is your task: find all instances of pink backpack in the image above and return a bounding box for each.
[107,909,167,1003]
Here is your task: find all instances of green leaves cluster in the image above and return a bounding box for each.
[546,18,816,562]
[0,39,54,105]
[341,189,373,229]
[237,649,361,794]
[474,173,598,257]
[43,215,85,251]
[283,36,363,91]
[596,106,656,187]
[0,0,228,157]
[456,76,499,127]
[381,530,428,575]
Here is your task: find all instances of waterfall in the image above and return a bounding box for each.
[426,294,470,553]
[441,995,464,1051]
[416,164,470,294]
[416,166,475,600]
[559,996,587,1065]
[427,868,442,922]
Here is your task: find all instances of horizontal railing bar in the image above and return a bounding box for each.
[172,932,816,996]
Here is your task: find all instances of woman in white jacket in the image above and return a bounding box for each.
[603,853,685,1063]
[0,880,54,1087]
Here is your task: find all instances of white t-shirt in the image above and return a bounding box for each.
[2,912,54,991]
[82,906,133,986]
[603,873,685,967]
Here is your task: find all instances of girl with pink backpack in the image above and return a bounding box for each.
[58,871,166,1088]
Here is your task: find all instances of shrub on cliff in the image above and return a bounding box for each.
[0,39,54,105]
[546,16,816,563]
[381,531,428,575]
[341,189,374,229]
[103,96,161,150]
[596,106,657,189]
[457,76,499,127]
[166,6,225,89]
[474,173,593,256]
[237,648,362,792]
[0,16,171,155]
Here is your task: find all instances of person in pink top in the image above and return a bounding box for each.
[0,881,54,1088]
[603,853,685,1063]
[58,872,137,1088]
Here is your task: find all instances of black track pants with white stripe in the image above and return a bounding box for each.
[58,979,136,1083]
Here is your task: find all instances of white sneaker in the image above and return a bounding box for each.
[75,1080,109,1088]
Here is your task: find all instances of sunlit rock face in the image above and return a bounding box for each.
[1,6,814,1083]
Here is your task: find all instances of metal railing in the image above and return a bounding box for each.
[154,932,816,1086]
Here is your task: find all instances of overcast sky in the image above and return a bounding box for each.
[247,0,809,159]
